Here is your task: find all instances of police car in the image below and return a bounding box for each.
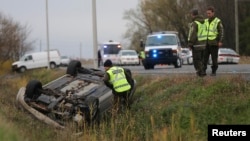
[141,31,182,69]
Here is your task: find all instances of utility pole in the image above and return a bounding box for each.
[92,0,98,68]
[46,0,50,69]
[235,0,239,54]
[40,40,42,51]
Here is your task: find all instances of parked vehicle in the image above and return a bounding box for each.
[16,60,136,130]
[12,50,61,73]
[117,49,140,66]
[60,56,71,66]
[216,48,240,64]
[140,31,182,69]
[181,48,239,65]
[181,48,193,65]
[99,40,122,65]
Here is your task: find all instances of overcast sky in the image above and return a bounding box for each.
[1,0,139,59]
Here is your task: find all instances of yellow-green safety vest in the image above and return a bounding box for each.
[139,51,145,59]
[194,21,207,41]
[205,17,220,40]
[107,66,131,93]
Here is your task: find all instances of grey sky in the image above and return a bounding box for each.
[1,0,139,59]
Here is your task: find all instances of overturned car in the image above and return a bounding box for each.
[16,60,136,130]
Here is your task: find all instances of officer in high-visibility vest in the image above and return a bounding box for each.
[204,6,224,76]
[138,51,145,65]
[103,59,132,108]
[139,51,145,59]
[188,9,207,77]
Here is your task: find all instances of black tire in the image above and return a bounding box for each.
[50,62,56,69]
[25,80,42,99]
[174,58,182,68]
[66,60,82,76]
[19,66,26,73]
[143,62,150,70]
[150,64,154,69]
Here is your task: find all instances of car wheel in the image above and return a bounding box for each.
[19,66,26,73]
[150,64,155,69]
[174,58,182,68]
[50,62,56,69]
[143,63,150,70]
[66,60,82,76]
[25,80,42,99]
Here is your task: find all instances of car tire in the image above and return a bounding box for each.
[150,64,155,69]
[143,63,150,70]
[66,60,82,76]
[50,62,56,69]
[19,66,26,73]
[174,58,182,68]
[25,80,42,99]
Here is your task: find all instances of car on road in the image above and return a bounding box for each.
[181,48,193,65]
[117,49,140,66]
[60,56,71,66]
[181,48,240,65]
[216,48,240,64]
[12,50,61,73]
[16,60,136,130]
[141,31,182,69]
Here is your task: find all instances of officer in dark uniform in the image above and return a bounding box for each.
[204,6,224,76]
[103,59,132,109]
[188,9,207,77]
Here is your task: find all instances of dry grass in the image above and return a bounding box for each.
[0,57,249,141]
[239,56,250,64]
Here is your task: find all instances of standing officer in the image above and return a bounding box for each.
[138,50,145,65]
[188,9,207,77]
[97,49,102,68]
[204,6,224,76]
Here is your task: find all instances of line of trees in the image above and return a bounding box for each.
[0,13,33,65]
[123,0,250,56]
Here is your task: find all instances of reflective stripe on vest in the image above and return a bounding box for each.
[205,17,220,40]
[107,66,131,92]
[194,21,207,41]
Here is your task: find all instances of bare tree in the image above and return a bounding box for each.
[124,0,250,55]
[123,0,205,51]
[0,13,33,64]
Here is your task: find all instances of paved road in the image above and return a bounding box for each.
[95,64,250,74]
[4,64,249,79]
[91,64,250,80]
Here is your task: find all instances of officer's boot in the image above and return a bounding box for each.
[210,66,217,76]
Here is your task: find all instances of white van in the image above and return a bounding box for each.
[141,31,182,69]
[12,50,61,73]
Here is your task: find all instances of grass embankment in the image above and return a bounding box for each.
[0,61,250,141]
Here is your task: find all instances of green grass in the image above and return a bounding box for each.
[0,69,250,141]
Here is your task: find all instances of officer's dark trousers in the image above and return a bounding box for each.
[192,48,205,75]
[204,45,219,73]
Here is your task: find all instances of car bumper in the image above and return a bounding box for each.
[144,56,178,65]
